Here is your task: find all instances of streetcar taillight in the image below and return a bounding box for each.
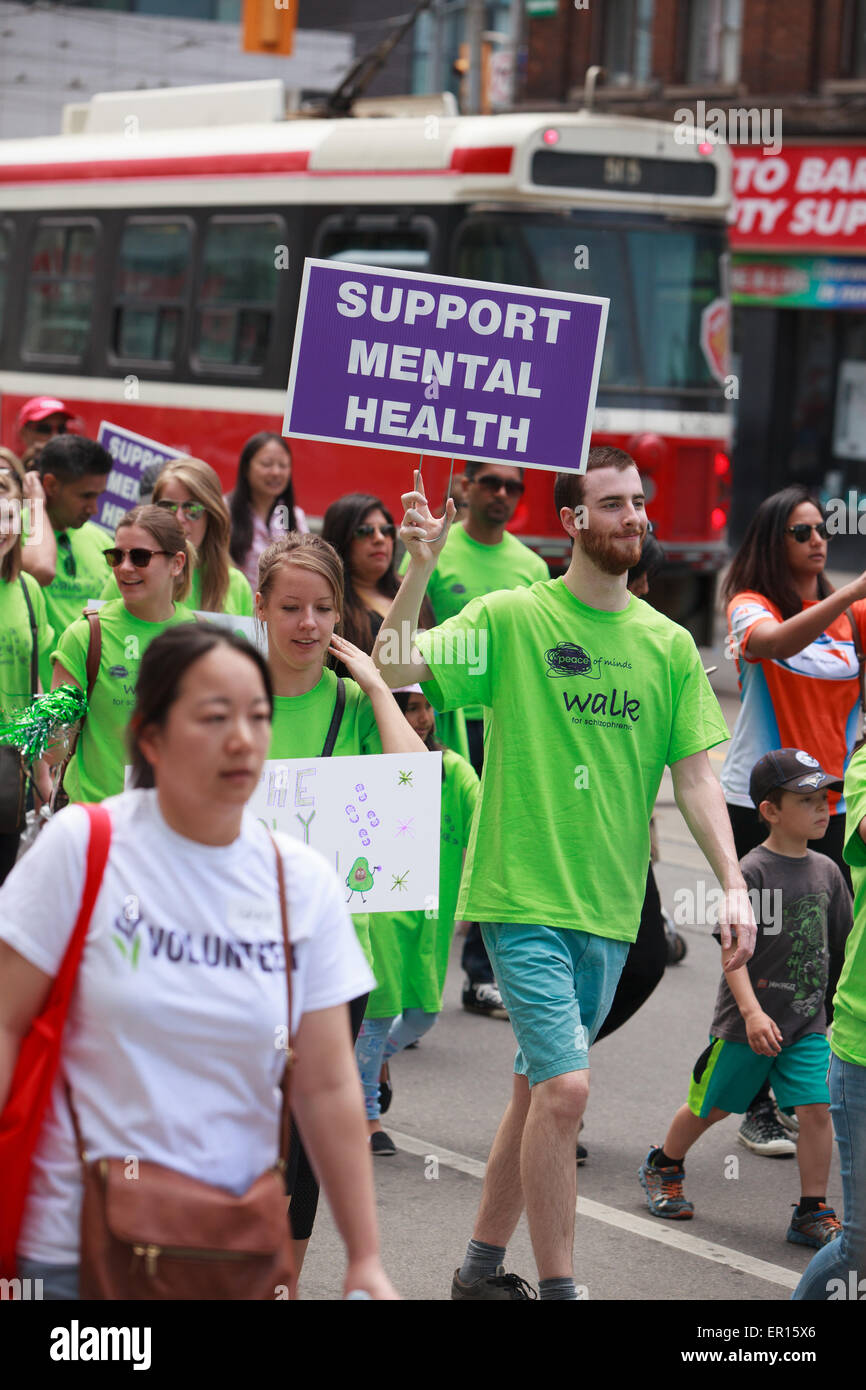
[713,452,730,477]
[542,128,560,145]
[711,507,727,529]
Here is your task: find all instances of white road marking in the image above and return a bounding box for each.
[388,1128,799,1291]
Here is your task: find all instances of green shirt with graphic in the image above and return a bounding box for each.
[838,750,866,1066]
[43,522,112,660]
[52,598,197,803]
[100,563,254,617]
[366,748,479,1017]
[0,574,54,715]
[416,578,730,939]
[401,523,549,721]
[268,666,383,965]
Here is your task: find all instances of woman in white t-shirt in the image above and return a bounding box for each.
[0,623,396,1300]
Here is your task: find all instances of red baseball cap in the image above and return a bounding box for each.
[17,396,73,429]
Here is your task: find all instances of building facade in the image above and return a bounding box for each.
[519,0,866,554]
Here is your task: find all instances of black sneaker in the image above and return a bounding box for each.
[451,1264,537,1300]
[462,981,509,1019]
[576,1143,588,1166]
[370,1130,397,1156]
[737,1100,796,1157]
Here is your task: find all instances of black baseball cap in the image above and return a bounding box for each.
[749,748,843,808]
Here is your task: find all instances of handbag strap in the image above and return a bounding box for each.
[18,576,38,699]
[59,804,113,1163]
[265,828,295,1169]
[846,608,866,716]
[320,677,346,758]
[52,611,102,811]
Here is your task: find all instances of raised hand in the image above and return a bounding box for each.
[400,469,456,568]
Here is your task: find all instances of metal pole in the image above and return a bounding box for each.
[506,0,523,107]
[429,0,444,93]
[466,0,484,114]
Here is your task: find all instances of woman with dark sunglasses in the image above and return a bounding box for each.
[322,493,469,760]
[101,458,253,618]
[47,505,197,804]
[721,484,864,1155]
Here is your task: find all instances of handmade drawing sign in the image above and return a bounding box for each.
[94,422,182,533]
[283,259,609,474]
[247,752,441,912]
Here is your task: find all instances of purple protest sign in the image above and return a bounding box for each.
[283,260,608,474]
[94,421,181,533]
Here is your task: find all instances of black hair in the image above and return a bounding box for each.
[393,689,446,764]
[128,624,273,789]
[321,492,434,652]
[628,531,665,587]
[38,434,111,482]
[553,445,636,514]
[463,460,525,482]
[228,432,296,569]
[723,485,831,620]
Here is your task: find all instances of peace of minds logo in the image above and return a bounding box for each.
[544,642,634,680]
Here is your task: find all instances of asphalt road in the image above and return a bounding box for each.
[298,607,850,1309]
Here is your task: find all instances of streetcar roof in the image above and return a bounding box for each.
[0,97,731,217]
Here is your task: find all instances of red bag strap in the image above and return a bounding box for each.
[54,803,112,996]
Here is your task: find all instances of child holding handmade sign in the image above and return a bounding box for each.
[356,687,479,1155]
[254,531,425,1276]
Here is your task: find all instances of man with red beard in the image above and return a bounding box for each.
[374,444,757,1300]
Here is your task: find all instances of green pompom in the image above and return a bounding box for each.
[0,684,88,762]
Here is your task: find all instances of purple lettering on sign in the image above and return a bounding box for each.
[283,260,608,475]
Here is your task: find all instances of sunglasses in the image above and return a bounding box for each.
[475,475,524,497]
[32,420,68,437]
[57,531,76,578]
[785,522,828,543]
[104,547,172,568]
[155,499,206,520]
[354,523,396,540]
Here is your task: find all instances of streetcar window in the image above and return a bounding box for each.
[318,227,432,272]
[22,221,97,361]
[113,220,191,364]
[0,226,9,343]
[627,228,722,389]
[195,217,281,369]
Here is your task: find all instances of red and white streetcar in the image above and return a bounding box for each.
[0,81,732,636]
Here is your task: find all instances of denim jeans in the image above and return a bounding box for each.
[792,1053,866,1300]
[355,1016,396,1121]
[15,1256,80,1300]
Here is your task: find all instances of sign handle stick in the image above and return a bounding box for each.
[419,456,454,542]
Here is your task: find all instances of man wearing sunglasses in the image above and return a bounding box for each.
[24,436,112,685]
[400,461,549,1020]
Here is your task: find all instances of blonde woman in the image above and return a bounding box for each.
[50,505,197,803]
[102,457,253,617]
[0,464,55,880]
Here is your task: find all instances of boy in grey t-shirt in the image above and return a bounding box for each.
[638,748,852,1249]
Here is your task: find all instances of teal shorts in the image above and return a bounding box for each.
[480,922,629,1087]
[687,1031,831,1118]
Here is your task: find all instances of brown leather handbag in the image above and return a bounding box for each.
[68,832,296,1300]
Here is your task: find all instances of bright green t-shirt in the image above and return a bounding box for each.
[268,667,383,965]
[366,748,479,1017]
[0,574,55,715]
[416,578,730,939]
[40,522,112,690]
[838,752,866,1067]
[52,598,197,802]
[401,523,549,719]
[100,564,254,618]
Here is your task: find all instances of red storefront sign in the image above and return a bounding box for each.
[730,146,866,251]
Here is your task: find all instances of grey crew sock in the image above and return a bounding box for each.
[458,1238,507,1284]
[539,1276,578,1300]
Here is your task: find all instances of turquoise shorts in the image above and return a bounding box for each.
[687,1031,831,1118]
[480,923,629,1087]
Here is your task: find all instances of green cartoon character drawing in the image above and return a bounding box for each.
[346,855,375,904]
